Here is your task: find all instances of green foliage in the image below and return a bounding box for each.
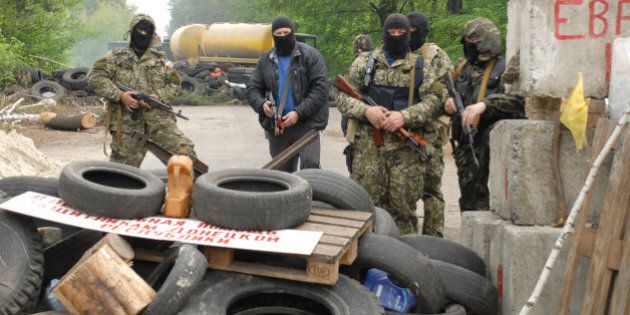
[68,0,136,67]
[0,0,83,87]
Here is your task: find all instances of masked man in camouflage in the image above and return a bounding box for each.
[407,12,451,237]
[445,18,525,211]
[337,13,448,234]
[89,14,197,167]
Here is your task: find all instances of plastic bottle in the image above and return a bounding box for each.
[363,268,416,313]
[164,155,193,218]
[45,279,66,311]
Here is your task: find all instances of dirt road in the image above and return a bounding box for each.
[18,105,462,240]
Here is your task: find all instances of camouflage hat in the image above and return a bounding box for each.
[353,34,373,55]
[462,17,501,61]
[124,13,156,42]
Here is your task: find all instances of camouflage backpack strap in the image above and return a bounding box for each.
[477,57,497,102]
[419,45,430,60]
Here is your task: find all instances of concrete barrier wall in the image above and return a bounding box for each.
[488,120,611,226]
[462,212,588,315]
[507,0,630,98]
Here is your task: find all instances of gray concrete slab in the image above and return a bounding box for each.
[488,120,611,226]
[506,0,630,98]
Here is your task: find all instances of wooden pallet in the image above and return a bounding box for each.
[203,208,373,285]
[558,118,630,315]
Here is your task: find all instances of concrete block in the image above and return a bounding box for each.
[461,212,588,315]
[489,120,611,226]
[506,0,630,98]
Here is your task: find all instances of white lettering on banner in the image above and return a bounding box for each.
[0,192,322,256]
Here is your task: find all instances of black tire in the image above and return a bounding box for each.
[179,66,199,77]
[228,73,245,82]
[179,272,384,315]
[194,70,210,79]
[0,191,44,314]
[0,176,58,197]
[373,207,400,238]
[28,68,43,85]
[146,168,168,182]
[51,69,69,82]
[181,75,205,95]
[386,303,467,315]
[227,66,248,75]
[430,260,498,315]
[351,234,445,313]
[58,161,165,219]
[30,80,65,100]
[62,67,89,91]
[0,176,80,238]
[142,245,207,315]
[398,234,487,277]
[294,169,375,213]
[192,169,311,230]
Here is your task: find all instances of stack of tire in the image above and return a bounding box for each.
[0,163,498,314]
[24,67,95,101]
[174,62,217,96]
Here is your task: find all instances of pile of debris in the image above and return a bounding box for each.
[173,62,249,102]
[7,67,96,103]
[0,129,61,177]
[0,159,499,314]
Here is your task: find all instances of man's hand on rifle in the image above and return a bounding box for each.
[462,101,486,129]
[137,94,158,110]
[445,97,457,115]
[121,91,140,112]
[262,100,273,118]
[383,111,404,133]
[365,106,389,129]
[282,111,299,128]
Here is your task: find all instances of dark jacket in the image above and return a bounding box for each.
[246,42,329,131]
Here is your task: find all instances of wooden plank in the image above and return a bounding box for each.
[307,214,365,229]
[54,244,155,315]
[606,239,623,271]
[306,259,339,285]
[134,248,166,263]
[558,119,617,315]
[609,214,630,314]
[310,208,373,222]
[339,239,358,265]
[296,222,357,238]
[581,127,630,315]
[204,247,234,268]
[319,235,351,247]
[209,259,339,285]
[310,243,344,261]
[577,228,597,257]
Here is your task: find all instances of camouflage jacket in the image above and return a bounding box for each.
[89,47,181,106]
[453,57,525,144]
[337,45,449,150]
[413,42,452,147]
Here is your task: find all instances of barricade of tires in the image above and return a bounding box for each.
[0,163,498,314]
[172,62,252,103]
[9,67,96,102]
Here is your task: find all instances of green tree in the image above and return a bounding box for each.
[68,0,136,67]
[0,0,83,87]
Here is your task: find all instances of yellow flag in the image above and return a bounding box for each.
[560,73,588,150]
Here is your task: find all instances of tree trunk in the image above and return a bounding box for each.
[447,0,463,13]
[44,113,97,131]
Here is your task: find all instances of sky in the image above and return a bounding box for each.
[126,0,171,37]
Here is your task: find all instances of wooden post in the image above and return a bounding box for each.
[53,235,154,315]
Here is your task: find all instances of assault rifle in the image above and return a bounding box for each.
[334,74,429,163]
[118,85,189,121]
[268,91,285,136]
[444,72,479,168]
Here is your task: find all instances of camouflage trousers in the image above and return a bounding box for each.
[454,130,491,211]
[351,134,425,235]
[422,145,444,237]
[108,107,197,167]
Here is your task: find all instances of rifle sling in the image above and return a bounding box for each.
[407,53,417,108]
[477,58,497,103]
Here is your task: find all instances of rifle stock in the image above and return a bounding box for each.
[334,75,428,162]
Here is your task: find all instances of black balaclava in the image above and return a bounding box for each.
[407,12,429,51]
[383,13,410,60]
[272,16,296,57]
[462,39,480,64]
[131,19,154,58]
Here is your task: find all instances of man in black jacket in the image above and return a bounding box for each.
[246,16,329,172]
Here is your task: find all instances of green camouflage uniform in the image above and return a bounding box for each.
[413,42,451,237]
[337,45,449,234]
[452,18,525,211]
[89,14,196,167]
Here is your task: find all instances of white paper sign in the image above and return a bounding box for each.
[0,192,322,256]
